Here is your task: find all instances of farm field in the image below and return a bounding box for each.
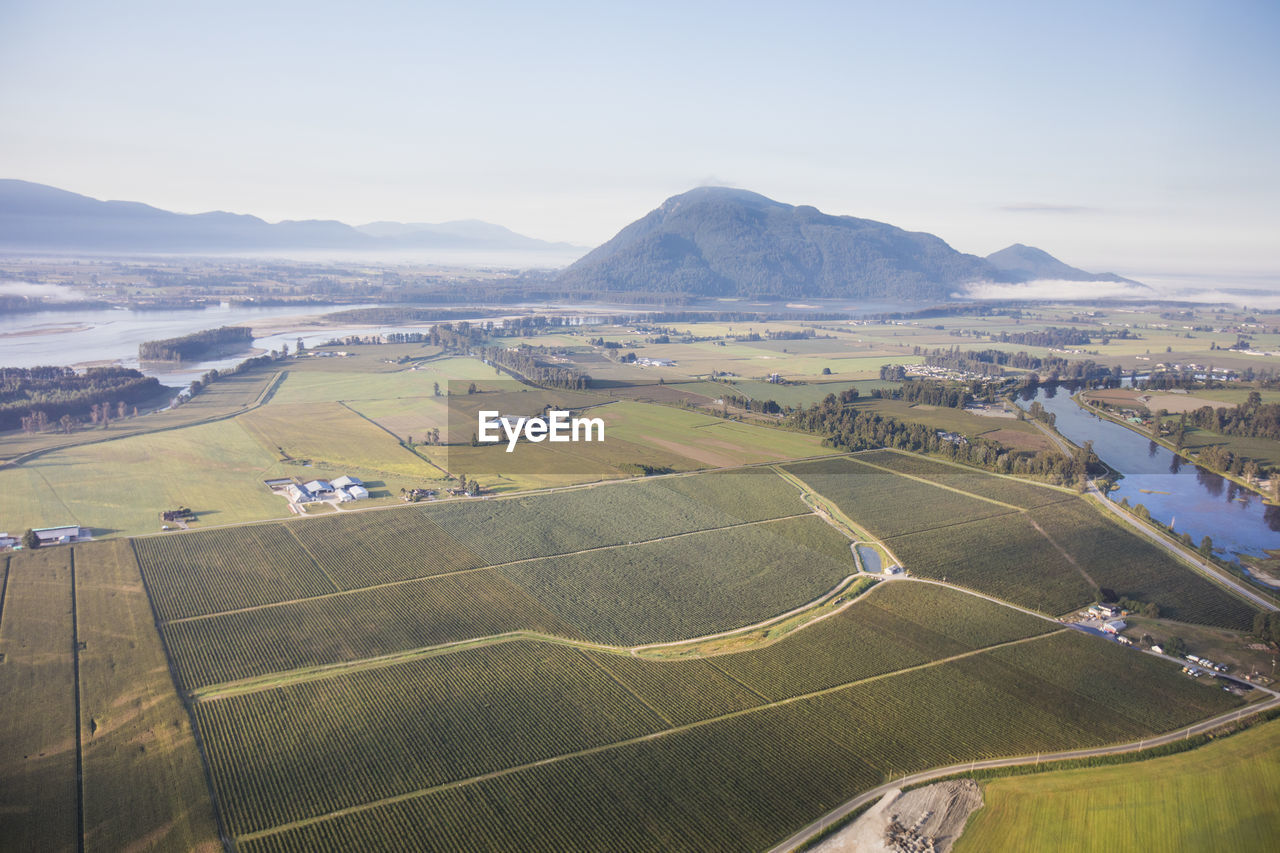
[203,624,1240,852]
[238,400,442,479]
[496,514,855,644]
[955,718,1280,853]
[164,569,583,691]
[854,448,1076,508]
[882,511,1096,614]
[0,548,78,853]
[783,455,1018,538]
[0,415,298,538]
[786,452,1259,626]
[710,580,1056,698]
[1029,500,1258,630]
[74,541,220,852]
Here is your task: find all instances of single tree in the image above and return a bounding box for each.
[21,529,40,550]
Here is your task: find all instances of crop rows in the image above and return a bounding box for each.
[883,512,1096,614]
[497,515,855,645]
[239,704,884,853]
[784,457,1015,538]
[164,569,581,690]
[195,642,665,836]
[588,654,766,726]
[712,581,1054,699]
[986,630,1242,731]
[134,525,337,621]
[1029,501,1258,630]
[855,449,1076,508]
[424,467,806,566]
[229,630,1238,852]
[287,510,487,588]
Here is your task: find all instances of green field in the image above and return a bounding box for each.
[855,448,1076,508]
[783,456,1018,538]
[1029,500,1258,630]
[956,718,1280,853]
[497,515,855,645]
[208,624,1240,851]
[883,512,1095,614]
[785,452,1259,627]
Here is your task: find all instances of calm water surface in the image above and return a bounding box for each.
[1020,385,1280,560]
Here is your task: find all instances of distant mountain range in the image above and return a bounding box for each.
[558,187,1142,300]
[0,180,578,255]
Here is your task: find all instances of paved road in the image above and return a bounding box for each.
[1086,480,1278,612]
[768,694,1280,853]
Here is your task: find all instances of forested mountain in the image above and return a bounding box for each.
[558,187,1138,300]
[985,243,1140,285]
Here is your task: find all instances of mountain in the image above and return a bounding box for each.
[985,243,1140,285]
[0,180,571,255]
[558,187,1139,300]
[355,219,580,252]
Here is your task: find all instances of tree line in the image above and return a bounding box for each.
[2,366,161,432]
[138,326,254,361]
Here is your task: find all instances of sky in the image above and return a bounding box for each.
[2,0,1278,280]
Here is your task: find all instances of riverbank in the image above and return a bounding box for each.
[1076,390,1276,506]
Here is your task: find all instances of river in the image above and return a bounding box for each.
[1019,385,1280,562]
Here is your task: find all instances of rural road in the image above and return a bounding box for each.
[1086,481,1278,612]
[768,693,1280,853]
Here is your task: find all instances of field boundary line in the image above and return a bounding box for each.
[702,658,773,703]
[69,548,85,853]
[0,555,10,632]
[773,466,907,570]
[233,630,1073,844]
[128,453,856,542]
[842,456,1026,512]
[335,400,452,477]
[162,512,817,626]
[1026,516,1100,591]
[126,540,237,851]
[855,447,1079,500]
[580,652,675,727]
[279,525,346,595]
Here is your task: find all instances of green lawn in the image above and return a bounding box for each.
[956,718,1280,853]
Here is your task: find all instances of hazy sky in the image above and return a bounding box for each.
[2,0,1277,278]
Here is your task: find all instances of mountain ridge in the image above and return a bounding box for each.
[0,179,574,254]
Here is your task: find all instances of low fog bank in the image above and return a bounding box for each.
[959,272,1280,309]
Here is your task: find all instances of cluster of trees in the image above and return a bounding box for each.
[2,366,161,432]
[989,327,1095,347]
[722,394,784,415]
[1183,393,1280,440]
[788,392,1102,486]
[1253,612,1280,646]
[873,380,970,408]
[138,325,254,361]
[480,345,590,390]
